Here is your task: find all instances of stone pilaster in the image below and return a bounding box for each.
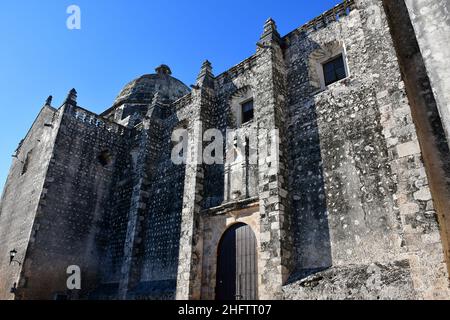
[117,128,151,299]
[254,18,293,299]
[117,98,162,299]
[176,61,215,300]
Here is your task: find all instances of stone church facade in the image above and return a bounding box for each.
[1,0,450,300]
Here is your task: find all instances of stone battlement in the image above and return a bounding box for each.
[284,0,356,41]
[70,106,128,136]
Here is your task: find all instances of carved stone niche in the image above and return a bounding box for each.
[222,85,258,204]
[308,40,350,92]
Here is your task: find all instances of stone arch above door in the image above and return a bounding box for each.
[200,203,260,300]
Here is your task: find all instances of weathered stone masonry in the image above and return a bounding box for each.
[0,0,449,300]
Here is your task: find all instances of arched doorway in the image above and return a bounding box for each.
[215,223,258,300]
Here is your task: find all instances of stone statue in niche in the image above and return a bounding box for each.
[224,131,258,203]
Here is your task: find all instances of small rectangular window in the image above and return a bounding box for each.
[241,100,254,124]
[21,150,32,175]
[323,54,347,86]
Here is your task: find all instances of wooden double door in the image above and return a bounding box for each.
[215,223,258,300]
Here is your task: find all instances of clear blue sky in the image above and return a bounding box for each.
[0,0,341,192]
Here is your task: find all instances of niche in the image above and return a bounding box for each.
[21,149,33,175]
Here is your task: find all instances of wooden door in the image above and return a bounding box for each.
[216,223,257,300]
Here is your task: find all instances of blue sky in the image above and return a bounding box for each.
[0,0,341,192]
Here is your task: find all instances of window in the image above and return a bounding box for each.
[241,100,254,124]
[323,54,347,86]
[98,150,112,167]
[21,150,32,175]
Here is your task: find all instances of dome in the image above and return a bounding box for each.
[112,65,190,108]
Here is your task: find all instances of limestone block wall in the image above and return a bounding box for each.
[403,0,450,147]
[2,0,449,301]
[95,123,136,292]
[97,145,134,287]
[176,58,271,299]
[0,105,61,300]
[131,106,188,298]
[176,89,211,300]
[198,60,260,210]
[282,0,450,299]
[382,0,450,281]
[18,104,131,299]
[207,39,293,299]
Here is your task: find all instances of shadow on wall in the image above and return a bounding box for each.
[286,34,332,284]
[127,102,188,299]
[201,89,229,209]
[202,80,244,209]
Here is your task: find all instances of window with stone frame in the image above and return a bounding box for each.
[241,99,254,124]
[230,86,253,128]
[322,54,347,86]
[308,40,349,91]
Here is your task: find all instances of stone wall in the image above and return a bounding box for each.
[403,0,450,147]
[176,80,215,300]
[282,0,450,299]
[0,104,60,300]
[382,0,450,293]
[18,101,131,299]
[124,102,188,299]
[176,23,295,298]
[1,0,449,301]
